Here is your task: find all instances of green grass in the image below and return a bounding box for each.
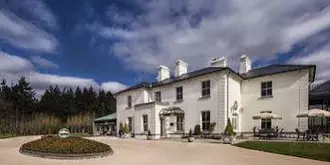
[0,133,16,139]
[234,141,330,162]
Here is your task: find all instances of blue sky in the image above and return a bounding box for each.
[1,0,330,96]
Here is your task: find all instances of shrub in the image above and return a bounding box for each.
[188,129,193,137]
[209,122,216,133]
[123,124,129,134]
[224,118,235,136]
[194,125,202,135]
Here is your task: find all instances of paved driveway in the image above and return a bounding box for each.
[0,136,328,165]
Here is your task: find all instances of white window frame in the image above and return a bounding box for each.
[261,81,272,97]
[155,91,161,102]
[127,95,132,108]
[201,80,210,97]
[176,86,183,101]
[201,111,210,131]
[142,115,148,132]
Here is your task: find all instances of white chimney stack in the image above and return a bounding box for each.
[210,57,227,67]
[157,65,170,81]
[175,60,188,77]
[239,54,251,74]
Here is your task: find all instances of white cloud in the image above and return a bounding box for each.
[88,0,330,75]
[31,56,59,69]
[0,51,33,73]
[101,82,128,93]
[0,10,57,53]
[289,44,330,84]
[0,51,127,96]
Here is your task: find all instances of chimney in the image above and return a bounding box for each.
[175,60,188,77]
[157,65,170,81]
[210,57,226,67]
[239,54,251,74]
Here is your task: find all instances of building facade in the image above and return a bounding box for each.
[115,55,315,138]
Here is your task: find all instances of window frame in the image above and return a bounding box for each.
[176,86,183,101]
[142,115,148,132]
[155,91,162,102]
[176,115,184,131]
[261,81,273,97]
[127,95,132,108]
[261,119,272,129]
[201,80,211,97]
[201,111,211,131]
[127,117,132,132]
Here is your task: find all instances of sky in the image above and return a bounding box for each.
[0,0,330,96]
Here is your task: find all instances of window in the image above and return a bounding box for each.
[177,115,184,131]
[201,80,210,97]
[127,117,132,132]
[155,91,161,102]
[261,119,271,129]
[142,115,148,132]
[127,95,132,108]
[261,81,272,97]
[201,111,211,131]
[176,86,183,101]
[231,117,237,130]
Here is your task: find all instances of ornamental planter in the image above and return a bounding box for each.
[188,136,194,142]
[223,135,236,144]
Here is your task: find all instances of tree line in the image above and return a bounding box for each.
[0,77,116,135]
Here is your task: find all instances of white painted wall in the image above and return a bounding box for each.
[241,69,310,133]
[115,67,312,137]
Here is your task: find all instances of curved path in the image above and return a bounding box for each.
[0,136,328,165]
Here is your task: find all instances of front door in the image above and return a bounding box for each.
[160,117,165,136]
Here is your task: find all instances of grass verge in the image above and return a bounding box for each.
[234,141,330,162]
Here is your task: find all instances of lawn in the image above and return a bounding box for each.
[234,141,330,162]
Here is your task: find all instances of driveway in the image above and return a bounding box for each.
[0,136,328,165]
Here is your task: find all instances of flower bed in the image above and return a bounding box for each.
[20,136,113,159]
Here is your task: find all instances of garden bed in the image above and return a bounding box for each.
[234,141,330,162]
[19,136,113,159]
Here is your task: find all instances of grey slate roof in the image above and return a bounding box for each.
[152,67,229,87]
[115,64,315,95]
[240,65,315,79]
[310,80,330,95]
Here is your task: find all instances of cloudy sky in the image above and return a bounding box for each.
[0,0,330,96]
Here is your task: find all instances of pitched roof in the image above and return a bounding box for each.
[240,65,315,80]
[94,113,116,122]
[115,82,151,95]
[152,67,230,87]
[310,80,330,96]
[115,64,315,95]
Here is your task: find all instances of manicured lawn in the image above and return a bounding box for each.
[234,141,330,162]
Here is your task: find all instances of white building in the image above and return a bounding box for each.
[115,55,316,138]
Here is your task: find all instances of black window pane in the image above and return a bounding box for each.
[267,82,272,88]
[261,90,266,96]
[267,89,272,96]
[262,82,266,88]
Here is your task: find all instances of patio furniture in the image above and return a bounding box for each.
[295,128,305,141]
[253,127,259,139]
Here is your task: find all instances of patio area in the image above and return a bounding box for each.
[0,136,328,165]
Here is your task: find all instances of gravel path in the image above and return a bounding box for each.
[0,136,328,165]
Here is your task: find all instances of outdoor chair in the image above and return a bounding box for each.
[253,127,259,139]
[295,128,305,141]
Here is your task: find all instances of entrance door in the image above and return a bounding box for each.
[160,117,165,136]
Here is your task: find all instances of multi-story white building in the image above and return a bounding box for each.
[115,55,315,138]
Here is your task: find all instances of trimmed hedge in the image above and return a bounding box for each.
[20,136,112,154]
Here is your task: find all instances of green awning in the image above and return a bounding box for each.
[95,113,116,122]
